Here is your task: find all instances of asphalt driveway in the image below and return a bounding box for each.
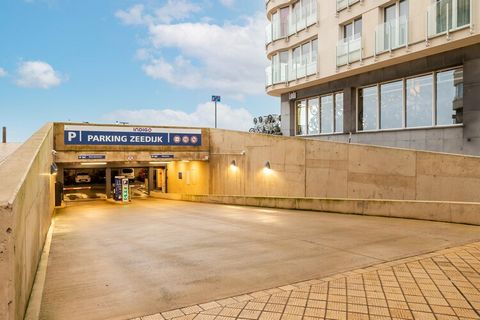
[39,199,480,320]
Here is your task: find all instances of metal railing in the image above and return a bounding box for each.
[427,0,472,38]
[336,35,362,66]
[375,16,408,54]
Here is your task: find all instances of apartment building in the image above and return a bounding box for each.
[265,0,480,155]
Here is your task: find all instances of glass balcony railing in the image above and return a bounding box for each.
[265,23,272,44]
[427,0,471,38]
[273,63,289,84]
[336,0,360,12]
[336,36,362,66]
[265,66,273,87]
[266,61,317,87]
[375,16,408,54]
[266,5,317,44]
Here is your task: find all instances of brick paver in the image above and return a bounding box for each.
[131,242,480,320]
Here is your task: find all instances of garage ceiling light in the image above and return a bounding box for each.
[81,162,107,166]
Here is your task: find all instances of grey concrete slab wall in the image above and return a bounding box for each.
[315,126,466,155]
[462,57,480,154]
[280,94,294,136]
[208,129,480,203]
[0,124,55,320]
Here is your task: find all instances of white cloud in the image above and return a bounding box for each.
[219,0,235,7]
[15,61,64,89]
[103,102,253,131]
[116,3,268,98]
[116,0,201,25]
[115,4,146,25]
[0,68,7,77]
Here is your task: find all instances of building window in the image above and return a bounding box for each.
[436,68,464,125]
[321,95,334,133]
[289,38,318,81]
[358,86,378,131]
[335,93,344,133]
[357,67,463,132]
[380,80,403,129]
[429,0,471,37]
[295,92,344,136]
[337,18,362,66]
[343,18,362,40]
[308,98,320,135]
[296,100,307,135]
[279,7,289,38]
[378,0,408,52]
[406,74,433,128]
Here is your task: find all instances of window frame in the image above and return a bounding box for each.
[294,91,345,136]
[356,66,464,133]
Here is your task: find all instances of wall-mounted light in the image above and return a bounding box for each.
[263,161,272,174]
[149,161,170,165]
[230,159,238,171]
[181,160,191,163]
[50,163,58,175]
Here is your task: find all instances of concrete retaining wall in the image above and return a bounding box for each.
[0,124,55,320]
[208,129,480,203]
[151,192,480,226]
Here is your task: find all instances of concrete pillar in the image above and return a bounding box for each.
[148,167,154,194]
[280,93,295,136]
[2,127,6,143]
[462,57,480,156]
[106,168,112,198]
[56,165,64,184]
[343,87,357,134]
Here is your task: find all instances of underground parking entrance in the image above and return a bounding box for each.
[53,123,210,203]
[61,164,166,201]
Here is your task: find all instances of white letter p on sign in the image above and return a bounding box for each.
[67,131,77,142]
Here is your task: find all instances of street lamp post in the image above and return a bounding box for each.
[211,95,221,129]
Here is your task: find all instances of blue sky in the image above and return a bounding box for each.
[0,0,278,142]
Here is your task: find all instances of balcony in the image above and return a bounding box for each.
[265,5,317,44]
[336,36,362,66]
[427,0,472,38]
[336,0,360,12]
[289,61,317,81]
[375,16,408,54]
[266,61,317,88]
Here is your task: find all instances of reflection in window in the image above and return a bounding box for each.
[358,86,378,131]
[335,93,344,133]
[407,75,433,127]
[308,98,320,135]
[321,95,334,133]
[296,100,307,135]
[437,68,463,125]
[380,80,403,129]
[279,7,289,38]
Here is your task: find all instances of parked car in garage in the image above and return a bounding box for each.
[75,172,92,184]
[121,168,135,182]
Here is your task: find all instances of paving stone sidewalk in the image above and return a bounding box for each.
[132,242,480,320]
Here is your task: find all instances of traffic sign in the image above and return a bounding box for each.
[211,95,221,102]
